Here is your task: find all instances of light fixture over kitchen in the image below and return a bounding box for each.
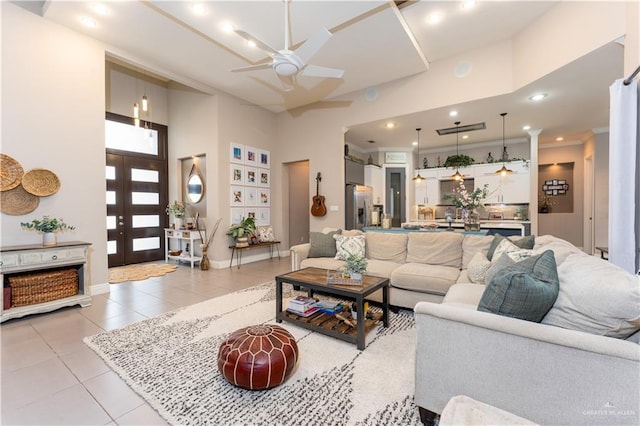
[412,128,425,182]
[495,112,513,176]
[451,121,464,181]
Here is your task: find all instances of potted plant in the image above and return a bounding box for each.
[226,217,256,247]
[342,254,368,280]
[539,196,553,213]
[166,200,186,229]
[443,154,474,168]
[21,216,75,246]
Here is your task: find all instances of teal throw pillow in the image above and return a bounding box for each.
[478,250,559,322]
[487,234,535,260]
[308,230,341,258]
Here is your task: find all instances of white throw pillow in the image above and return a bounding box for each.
[467,252,491,284]
[257,225,275,242]
[333,234,366,260]
[492,239,535,263]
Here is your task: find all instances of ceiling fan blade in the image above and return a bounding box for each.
[278,74,295,92]
[230,63,273,73]
[234,29,280,57]
[294,27,332,65]
[301,64,344,79]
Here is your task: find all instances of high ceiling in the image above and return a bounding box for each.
[24,1,625,148]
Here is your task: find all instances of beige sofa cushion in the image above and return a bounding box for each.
[462,235,494,269]
[391,263,460,295]
[300,257,345,271]
[365,259,403,279]
[533,234,583,266]
[406,232,464,268]
[365,232,407,264]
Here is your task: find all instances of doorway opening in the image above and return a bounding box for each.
[286,160,310,246]
[385,167,406,227]
[105,112,168,268]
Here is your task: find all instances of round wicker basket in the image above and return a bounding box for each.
[0,185,39,215]
[0,153,24,192]
[22,168,60,197]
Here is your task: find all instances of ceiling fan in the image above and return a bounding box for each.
[230,0,344,92]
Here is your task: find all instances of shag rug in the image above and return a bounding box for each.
[108,263,178,284]
[83,282,420,425]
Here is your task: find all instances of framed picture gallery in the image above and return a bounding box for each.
[229,142,271,226]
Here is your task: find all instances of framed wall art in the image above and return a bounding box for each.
[244,207,258,221]
[230,143,244,164]
[259,149,270,169]
[257,208,270,226]
[258,188,270,206]
[230,164,244,185]
[245,187,257,206]
[245,146,258,166]
[230,186,244,206]
[245,166,257,186]
[230,208,244,225]
[259,168,270,187]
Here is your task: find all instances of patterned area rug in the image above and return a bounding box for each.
[84,282,420,425]
[108,263,178,284]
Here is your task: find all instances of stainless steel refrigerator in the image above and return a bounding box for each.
[345,184,373,230]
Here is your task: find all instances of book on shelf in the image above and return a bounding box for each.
[286,306,319,317]
[288,296,316,305]
[286,297,316,314]
[313,300,343,314]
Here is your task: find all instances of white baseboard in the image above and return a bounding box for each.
[91,282,110,295]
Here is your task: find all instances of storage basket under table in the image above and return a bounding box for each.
[8,268,78,307]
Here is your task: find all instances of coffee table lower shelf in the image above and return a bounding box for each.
[279,310,382,344]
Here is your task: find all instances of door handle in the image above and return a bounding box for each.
[118,222,124,226]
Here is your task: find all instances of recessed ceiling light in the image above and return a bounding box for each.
[462,135,469,139]
[449,110,458,117]
[91,3,109,16]
[556,137,564,141]
[412,141,418,146]
[221,22,234,33]
[461,0,476,10]
[529,93,547,102]
[247,40,257,48]
[522,125,531,131]
[191,3,207,16]
[385,122,395,129]
[426,12,444,25]
[79,16,97,28]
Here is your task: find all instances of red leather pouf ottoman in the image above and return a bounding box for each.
[217,324,298,390]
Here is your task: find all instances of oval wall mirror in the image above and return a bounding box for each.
[186,164,205,203]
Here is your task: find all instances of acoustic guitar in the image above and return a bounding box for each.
[311,172,327,217]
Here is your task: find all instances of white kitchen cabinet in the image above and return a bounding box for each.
[474,161,530,204]
[365,165,384,204]
[414,169,439,205]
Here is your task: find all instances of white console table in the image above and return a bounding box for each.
[1,241,92,323]
[164,229,203,268]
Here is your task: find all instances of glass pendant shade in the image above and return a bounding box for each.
[496,112,513,175]
[412,128,425,181]
[142,95,148,112]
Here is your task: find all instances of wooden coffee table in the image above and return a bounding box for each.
[275,267,389,350]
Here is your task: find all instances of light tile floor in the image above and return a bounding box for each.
[1,258,291,425]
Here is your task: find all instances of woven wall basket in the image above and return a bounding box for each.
[22,168,60,197]
[0,185,39,215]
[0,153,24,192]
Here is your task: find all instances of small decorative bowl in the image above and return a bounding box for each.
[169,250,182,256]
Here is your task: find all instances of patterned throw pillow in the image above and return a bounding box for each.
[491,239,535,264]
[308,230,341,258]
[257,226,275,242]
[334,234,366,260]
[467,251,491,284]
[487,234,535,260]
[478,250,559,322]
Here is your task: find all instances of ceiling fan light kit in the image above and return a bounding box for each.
[230,0,344,92]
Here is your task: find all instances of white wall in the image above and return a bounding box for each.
[593,132,610,247]
[1,3,108,291]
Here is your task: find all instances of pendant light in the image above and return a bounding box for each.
[412,128,425,181]
[495,112,513,175]
[451,121,464,181]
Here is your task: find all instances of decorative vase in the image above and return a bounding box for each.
[174,217,184,230]
[463,210,481,232]
[200,250,210,271]
[42,232,56,246]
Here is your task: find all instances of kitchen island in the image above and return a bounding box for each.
[376,219,531,237]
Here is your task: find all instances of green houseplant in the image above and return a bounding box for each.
[226,217,257,247]
[443,154,474,168]
[343,254,368,280]
[21,216,75,246]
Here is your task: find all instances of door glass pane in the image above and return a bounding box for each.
[106,216,117,230]
[132,237,160,251]
[107,240,117,255]
[106,191,116,205]
[131,192,159,205]
[131,168,159,183]
[105,120,158,155]
[132,215,159,228]
[106,166,116,180]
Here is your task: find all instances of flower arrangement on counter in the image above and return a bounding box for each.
[166,200,185,218]
[446,180,491,211]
